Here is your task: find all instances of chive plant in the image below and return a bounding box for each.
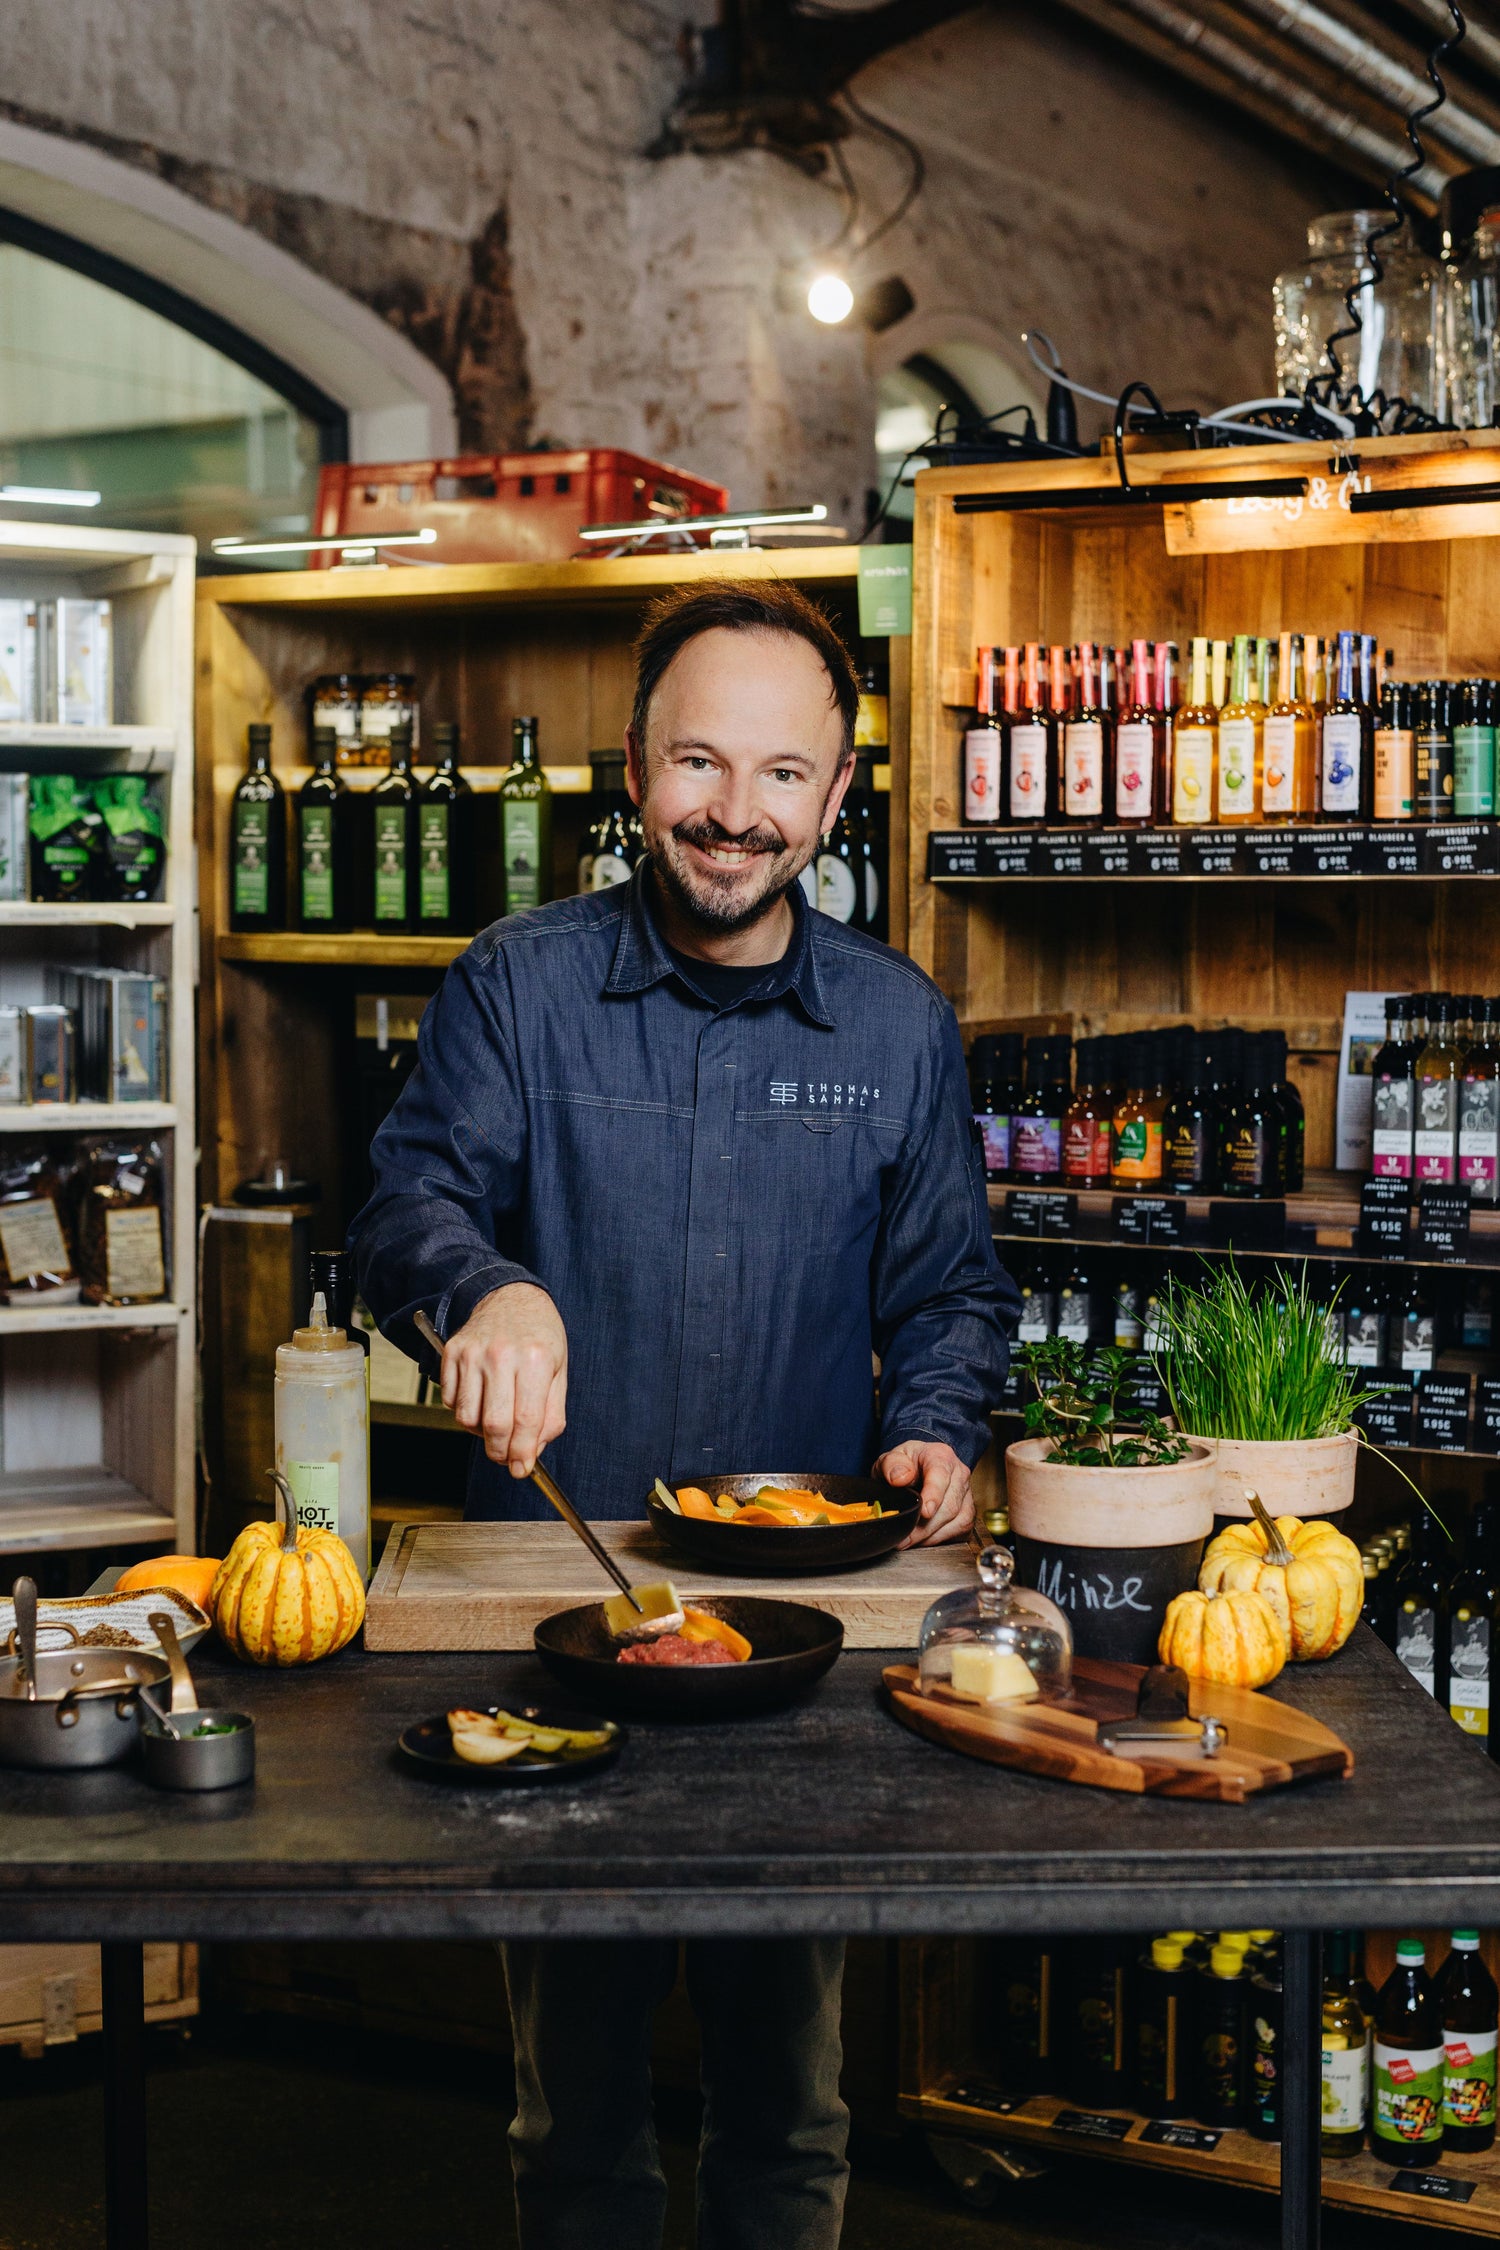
[1156,1261,1364,1441]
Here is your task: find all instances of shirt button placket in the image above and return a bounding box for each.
[670,1011,737,1476]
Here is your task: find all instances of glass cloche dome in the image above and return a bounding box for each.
[918,1545,1073,1704]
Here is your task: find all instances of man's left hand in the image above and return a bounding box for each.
[873,1440,973,1545]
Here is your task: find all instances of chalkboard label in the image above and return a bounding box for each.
[981,829,1038,879]
[1034,832,1086,879]
[927,832,984,879]
[1184,827,1241,878]
[1207,1200,1286,1251]
[1113,1195,1185,1245]
[1360,1175,1411,1259]
[1140,2120,1223,2152]
[1083,828,1132,879]
[1357,1373,1413,1449]
[1052,2110,1133,2142]
[1294,827,1363,877]
[1475,1377,1500,1455]
[1123,1365,1170,1419]
[1389,2171,1477,2204]
[1415,1372,1472,1453]
[1245,832,1296,877]
[1424,822,1496,877]
[1365,825,1422,877]
[1417,1181,1471,1263]
[1004,1190,1077,1239]
[1131,830,1184,879]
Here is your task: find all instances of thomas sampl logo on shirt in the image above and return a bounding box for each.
[769,1080,880,1109]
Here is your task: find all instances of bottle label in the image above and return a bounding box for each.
[1008,723,1047,819]
[1056,1290,1091,1342]
[1321,713,1363,813]
[233,802,270,916]
[1226,1126,1271,1190]
[1114,721,1153,819]
[1416,1077,1457,1183]
[1374,2040,1444,2145]
[1112,1118,1163,1182]
[864,859,880,926]
[300,803,335,921]
[1344,1312,1383,1367]
[104,1207,164,1301]
[1063,1117,1103,1181]
[1063,720,1104,817]
[1454,723,1496,819]
[1460,1077,1499,1192]
[1374,727,1415,821]
[1449,1611,1491,1736]
[1172,726,1213,822]
[589,850,633,890]
[815,852,859,923]
[1372,1076,1414,1178]
[1417,730,1455,809]
[975,1111,1010,1177]
[372,801,409,921]
[1262,714,1296,813]
[1165,1120,1210,1187]
[1400,1316,1435,1370]
[1011,1118,1061,1176]
[1217,717,1256,817]
[1444,2028,1499,2131]
[1321,2040,1366,2133]
[418,802,450,920]
[1397,1602,1438,1695]
[963,727,1001,823]
[503,801,543,912]
[1016,1290,1053,1342]
[286,1460,340,1537]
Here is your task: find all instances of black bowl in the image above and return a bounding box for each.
[645,1472,918,1575]
[533,1596,843,1719]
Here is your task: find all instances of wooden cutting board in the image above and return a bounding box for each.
[882,1656,1354,1802]
[365,1521,977,1652]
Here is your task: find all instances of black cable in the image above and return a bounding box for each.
[836,81,926,256]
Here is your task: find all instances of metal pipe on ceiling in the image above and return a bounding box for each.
[1231,0,1500,162]
[1392,0,1500,92]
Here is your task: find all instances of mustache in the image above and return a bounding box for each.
[671,815,787,860]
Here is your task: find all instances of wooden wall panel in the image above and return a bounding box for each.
[1363,541,1449,674]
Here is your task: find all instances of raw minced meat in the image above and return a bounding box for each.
[617,1632,736,1667]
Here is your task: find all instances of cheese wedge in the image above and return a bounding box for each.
[949,1645,1039,1704]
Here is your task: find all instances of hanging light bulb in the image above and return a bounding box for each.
[806,271,855,325]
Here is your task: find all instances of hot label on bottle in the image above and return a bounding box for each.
[1372,1077,1415,1179]
[1217,717,1255,817]
[1114,722,1152,819]
[1321,714,1363,814]
[286,1460,340,1536]
[1444,2030,1499,2131]
[1449,1611,1491,1736]
[1261,716,1296,814]
[1063,721,1104,818]
[1172,727,1213,823]
[1375,2041,1445,2146]
[1416,1079,1458,1184]
[963,727,1001,824]
[1008,724,1048,819]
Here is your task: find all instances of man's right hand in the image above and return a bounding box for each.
[437,1283,568,1477]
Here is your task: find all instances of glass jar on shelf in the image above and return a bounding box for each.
[358,672,419,767]
[309,672,363,768]
[917,1544,1072,1706]
[1441,214,1500,427]
[1273,212,1443,420]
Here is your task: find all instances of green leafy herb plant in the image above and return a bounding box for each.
[1019,1338,1191,1468]
[1155,1261,1365,1441]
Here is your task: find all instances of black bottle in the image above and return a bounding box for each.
[1374,1940,1445,2168]
[1446,1497,1500,1753]
[1067,1938,1131,2107]
[297,725,352,933]
[848,750,886,937]
[970,1033,1019,1183]
[1393,1505,1452,1705]
[229,721,285,932]
[1266,1031,1304,1192]
[1164,1033,1218,1193]
[1248,1938,1283,2141]
[1196,1942,1249,2127]
[994,1938,1060,2098]
[1362,1552,1397,1648]
[417,720,476,934]
[1416,679,1455,822]
[1220,1034,1283,1199]
[1435,1931,1499,2152]
[1135,1936,1191,2118]
[1055,1260,1099,1348]
[368,718,417,933]
[1011,1036,1070,1187]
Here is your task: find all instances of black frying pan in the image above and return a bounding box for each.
[533,1595,843,1719]
[645,1472,919,1574]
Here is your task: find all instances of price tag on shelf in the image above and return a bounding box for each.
[1034,832,1086,879]
[1293,828,1363,878]
[1423,822,1496,876]
[926,833,985,879]
[1124,1364,1170,1419]
[1359,1176,1411,1260]
[1356,1373,1413,1449]
[1130,830,1184,878]
[1004,1190,1077,1239]
[1244,832,1296,876]
[1474,1377,1500,1454]
[980,829,1037,878]
[1414,1372,1472,1453]
[1184,828,1241,877]
[1112,1195,1185,1246]
[1206,1200,1286,1252]
[1389,2172,1478,2205]
[1417,1182,1472,1263]
[1051,2111,1133,2143]
[1082,828,1132,879]
[1139,2121,1223,2152]
[1364,825,1422,877]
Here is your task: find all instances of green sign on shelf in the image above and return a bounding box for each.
[857,544,912,638]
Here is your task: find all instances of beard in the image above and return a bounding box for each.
[646,812,809,936]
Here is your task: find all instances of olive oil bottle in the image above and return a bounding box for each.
[1321,1932,1369,2158]
[297,725,351,932]
[500,714,553,914]
[417,720,475,934]
[229,722,285,932]
[369,719,416,933]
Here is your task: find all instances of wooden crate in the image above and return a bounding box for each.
[0,1942,197,2059]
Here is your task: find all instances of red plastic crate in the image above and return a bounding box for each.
[311,448,729,567]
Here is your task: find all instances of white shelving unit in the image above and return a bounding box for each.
[0,521,195,1557]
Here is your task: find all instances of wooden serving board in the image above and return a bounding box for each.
[882,1656,1354,1802]
[365,1521,977,1652]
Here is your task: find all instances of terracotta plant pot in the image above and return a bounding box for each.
[1003,1437,1219,1664]
[1192,1429,1359,1525]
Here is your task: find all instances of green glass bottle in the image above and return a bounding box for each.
[368,719,416,933]
[417,720,476,933]
[229,724,285,931]
[500,714,552,915]
[1374,1938,1445,2168]
[297,725,351,932]
[1321,1931,1368,2158]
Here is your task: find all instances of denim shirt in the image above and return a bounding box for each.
[349,870,1018,1520]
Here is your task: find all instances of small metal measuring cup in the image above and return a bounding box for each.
[138,1611,255,1791]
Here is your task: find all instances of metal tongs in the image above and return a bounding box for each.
[1097,1664,1228,1760]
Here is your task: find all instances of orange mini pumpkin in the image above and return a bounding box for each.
[211,1473,364,1666]
[1158,1585,1287,1689]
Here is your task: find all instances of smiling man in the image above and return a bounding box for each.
[351,579,1017,2250]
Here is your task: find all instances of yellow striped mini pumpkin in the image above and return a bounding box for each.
[211,1471,364,1666]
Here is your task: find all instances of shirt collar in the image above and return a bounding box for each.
[605,863,835,1028]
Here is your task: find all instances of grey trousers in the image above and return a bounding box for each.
[500,1936,849,2250]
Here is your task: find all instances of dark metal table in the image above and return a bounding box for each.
[1,1628,1496,2250]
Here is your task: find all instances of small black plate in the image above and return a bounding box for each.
[398,1702,624,1783]
[647,1472,919,1574]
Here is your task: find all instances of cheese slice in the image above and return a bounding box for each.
[949,1645,1038,1703]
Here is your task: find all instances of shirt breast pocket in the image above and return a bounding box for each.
[800,1117,843,1135]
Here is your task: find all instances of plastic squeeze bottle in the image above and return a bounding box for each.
[274,1291,371,1578]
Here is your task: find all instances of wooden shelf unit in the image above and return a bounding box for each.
[0,523,196,1559]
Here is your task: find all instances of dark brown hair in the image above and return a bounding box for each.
[629,579,860,763]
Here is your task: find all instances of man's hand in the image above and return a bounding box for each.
[873,1440,974,1545]
[437,1283,568,1477]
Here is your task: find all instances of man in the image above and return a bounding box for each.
[352,580,1017,2250]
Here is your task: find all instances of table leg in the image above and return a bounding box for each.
[101,1940,149,2250]
[1280,1929,1322,2250]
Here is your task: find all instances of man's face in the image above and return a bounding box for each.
[626,626,851,936]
